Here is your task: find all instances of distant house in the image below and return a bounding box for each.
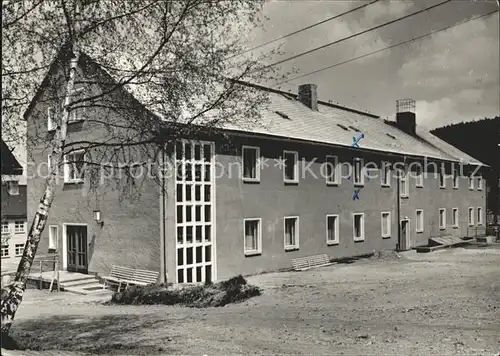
[25,51,487,284]
[1,140,27,272]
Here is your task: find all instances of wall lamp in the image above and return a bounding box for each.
[93,210,104,227]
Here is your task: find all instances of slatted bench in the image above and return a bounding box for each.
[292,254,333,271]
[102,265,159,292]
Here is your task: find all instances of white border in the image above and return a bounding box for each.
[381,211,391,238]
[284,216,299,250]
[62,223,88,271]
[353,212,365,242]
[477,176,483,191]
[326,214,339,245]
[241,145,260,183]
[415,209,424,233]
[353,158,364,186]
[283,150,299,184]
[63,149,85,184]
[477,207,483,225]
[468,207,474,226]
[325,155,339,185]
[243,218,262,256]
[381,161,391,187]
[49,224,59,250]
[439,208,446,230]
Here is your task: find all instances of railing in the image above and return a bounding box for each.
[33,253,60,292]
[466,226,487,239]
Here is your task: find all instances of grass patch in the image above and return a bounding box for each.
[110,275,261,307]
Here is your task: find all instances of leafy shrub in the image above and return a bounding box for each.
[110,275,261,307]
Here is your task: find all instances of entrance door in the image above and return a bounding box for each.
[67,225,88,273]
[400,219,410,251]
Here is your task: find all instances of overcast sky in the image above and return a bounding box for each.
[242,0,499,129]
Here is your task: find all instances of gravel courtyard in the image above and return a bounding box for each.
[3,246,500,355]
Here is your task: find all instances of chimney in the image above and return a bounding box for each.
[298,84,318,111]
[396,99,416,136]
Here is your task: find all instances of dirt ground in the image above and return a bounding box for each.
[3,246,500,355]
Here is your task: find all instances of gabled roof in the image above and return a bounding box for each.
[1,184,27,219]
[1,140,23,176]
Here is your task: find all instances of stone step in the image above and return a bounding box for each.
[63,282,106,295]
[61,278,101,288]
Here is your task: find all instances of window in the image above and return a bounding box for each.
[439,166,446,188]
[325,155,339,185]
[63,150,85,183]
[1,245,8,258]
[1,221,8,234]
[47,107,55,131]
[7,181,19,196]
[477,176,483,191]
[399,169,408,198]
[469,175,474,190]
[353,158,364,186]
[242,146,260,182]
[452,208,459,228]
[415,166,423,187]
[381,212,391,238]
[381,162,391,187]
[439,208,446,230]
[14,221,24,233]
[477,207,483,225]
[69,86,85,122]
[283,151,298,183]
[468,207,474,226]
[326,214,339,245]
[243,219,261,256]
[416,209,424,233]
[284,216,299,250]
[453,169,459,189]
[353,213,365,242]
[15,243,24,257]
[49,225,58,250]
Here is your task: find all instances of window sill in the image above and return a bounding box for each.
[353,237,364,243]
[68,119,84,124]
[439,186,446,189]
[1,256,10,259]
[48,248,57,253]
[242,178,260,184]
[284,245,299,251]
[439,227,446,231]
[14,232,25,234]
[326,181,339,186]
[453,186,459,190]
[416,185,423,188]
[327,241,339,246]
[244,250,261,257]
[453,225,459,229]
[416,230,423,234]
[381,184,391,188]
[284,180,299,185]
[400,195,409,199]
[64,180,84,185]
[353,182,364,187]
[382,235,391,239]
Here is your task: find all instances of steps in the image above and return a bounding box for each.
[60,276,111,295]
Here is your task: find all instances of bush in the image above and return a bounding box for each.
[110,275,261,307]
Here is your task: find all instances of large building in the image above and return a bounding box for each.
[26,52,487,284]
[1,140,28,272]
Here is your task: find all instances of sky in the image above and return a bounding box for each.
[241,0,499,129]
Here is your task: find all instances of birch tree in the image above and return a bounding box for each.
[1,0,282,337]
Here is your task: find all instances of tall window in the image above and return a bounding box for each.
[15,244,24,257]
[49,225,58,250]
[284,217,299,250]
[469,175,474,190]
[477,207,483,225]
[242,146,260,182]
[353,158,364,186]
[14,221,24,233]
[325,155,338,185]
[1,245,8,258]
[381,162,391,187]
[244,219,261,255]
[283,151,298,183]
[353,213,365,242]
[453,169,459,189]
[47,107,55,131]
[399,169,408,198]
[381,212,391,238]
[416,209,424,233]
[63,151,85,183]
[326,215,339,245]
[468,207,474,226]
[1,221,8,234]
[415,165,423,187]
[69,86,85,122]
[439,166,446,188]
[452,208,459,228]
[477,176,483,191]
[439,208,446,230]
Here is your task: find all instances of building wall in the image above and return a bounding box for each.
[1,218,28,272]
[26,62,162,278]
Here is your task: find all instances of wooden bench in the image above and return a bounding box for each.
[292,254,332,271]
[102,265,159,292]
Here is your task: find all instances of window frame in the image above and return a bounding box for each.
[415,166,423,188]
[468,207,474,226]
[452,208,459,228]
[47,106,55,132]
[68,86,86,123]
[14,220,25,234]
[1,244,9,258]
[325,155,339,185]
[326,214,339,245]
[63,150,86,184]
[283,150,299,184]
[241,145,260,183]
[469,175,474,190]
[477,176,483,191]
[439,166,446,189]
[353,158,364,186]
[381,211,391,239]
[243,218,262,256]
[15,243,25,257]
[381,162,391,187]
[49,225,58,251]
[284,216,299,250]
[453,169,459,189]
[352,213,365,242]
[439,208,446,230]
[399,169,408,198]
[477,207,483,226]
[415,209,424,233]
[1,221,9,235]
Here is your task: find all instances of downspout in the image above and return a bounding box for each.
[159,147,167,284]
[397,163,401,251]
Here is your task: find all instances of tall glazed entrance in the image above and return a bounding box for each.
[174,140,215,283]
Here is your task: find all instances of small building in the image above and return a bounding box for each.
[25,52,487,284]
[1,140,28,272]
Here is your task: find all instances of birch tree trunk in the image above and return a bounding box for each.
[0,52,80,337]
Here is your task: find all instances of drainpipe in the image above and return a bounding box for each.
[397,164,401,251]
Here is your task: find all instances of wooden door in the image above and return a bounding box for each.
[67,225,88,273]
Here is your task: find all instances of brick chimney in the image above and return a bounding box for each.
[396,99,416,136]
[298,84,318,111]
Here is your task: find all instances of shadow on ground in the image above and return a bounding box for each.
[7,314,174,355]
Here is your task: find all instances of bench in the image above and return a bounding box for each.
[102,265,159,292]
[292,254,332,271]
